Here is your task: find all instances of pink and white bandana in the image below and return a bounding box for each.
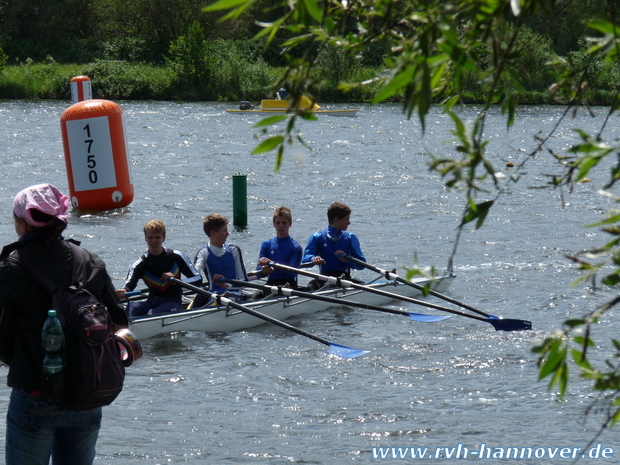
[12,184,70,227]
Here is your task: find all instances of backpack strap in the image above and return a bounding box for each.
[16,242,85,294]
[67,242,86,287]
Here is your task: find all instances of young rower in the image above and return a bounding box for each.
[192,213,248,307]
[117,219,202,316]
[302,202,366,291]
[251,206,303,300]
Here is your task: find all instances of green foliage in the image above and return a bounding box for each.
[0,0,617,106]
[502,24,557,91]
[533,317,620,427]
[166,22,215,99]
[100,38,152,63]
[313,46,380,101]
[97,0,211,62]
[523,0,609,56]
[0,41,282,101]
[0,45,7,73]
[2,39,104,64]
[79,61,175,100]
[208,39,280,101]
[565,39,620,95]
[0,57,77,99]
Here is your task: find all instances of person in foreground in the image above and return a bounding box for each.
[303,202,366,291]
[117,219,201,317]
[0,183,128,465]
[251,206,303,300]
[193,214,248,307]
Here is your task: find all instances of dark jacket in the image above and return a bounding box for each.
[0,234,127,392]
[123,247,202,300]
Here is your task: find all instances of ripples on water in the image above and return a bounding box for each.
[0,101,618,463]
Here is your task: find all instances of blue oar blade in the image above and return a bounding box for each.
[487,317,533,332]
[327,343,370,359]
[408,313,452,322]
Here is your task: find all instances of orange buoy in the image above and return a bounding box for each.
[60,99,134,210]
[70,76,92,103]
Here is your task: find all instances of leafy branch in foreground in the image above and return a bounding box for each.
[533,191,620,432]
[205,0,620,433]
[532,303,620,430]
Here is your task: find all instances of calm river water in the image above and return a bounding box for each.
[0,100,618,463]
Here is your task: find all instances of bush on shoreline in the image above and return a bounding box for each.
[0,45,616,106]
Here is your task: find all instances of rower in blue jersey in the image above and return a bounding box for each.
[303,202,366,291]
[251,206,303,300]
[117,219,202,316]
[193,214,248,307]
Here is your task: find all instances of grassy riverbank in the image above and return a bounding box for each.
[0,58,617,105]
[0,58,383,102]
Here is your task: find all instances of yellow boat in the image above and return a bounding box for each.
[226,96,359,117]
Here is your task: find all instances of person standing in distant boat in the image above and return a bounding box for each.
[117,219,201,316]
[192,214,248,307]
[251,206,303,300]
[302,202,366,291]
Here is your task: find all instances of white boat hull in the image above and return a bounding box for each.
[128,275,454,340]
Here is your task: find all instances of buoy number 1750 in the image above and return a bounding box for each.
[83,124,98,183]
[66,115,116,192]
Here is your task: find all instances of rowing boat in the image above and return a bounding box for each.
[128,275,454,340]
[128,274,454,340]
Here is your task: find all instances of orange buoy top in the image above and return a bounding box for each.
[70,75,92,103]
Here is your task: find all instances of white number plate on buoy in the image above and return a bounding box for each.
[65,116,117,191]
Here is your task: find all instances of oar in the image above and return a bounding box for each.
[168,278,369,358]
[249,261,314,279]
[268,262,532,331]
[124,288,195,301]
[224,278,451,323]
[341,254,531,329]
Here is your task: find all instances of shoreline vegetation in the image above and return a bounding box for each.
[0,3,618,106]
[1,57,617,105]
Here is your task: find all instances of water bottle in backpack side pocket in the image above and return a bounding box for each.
[41,309,66,403]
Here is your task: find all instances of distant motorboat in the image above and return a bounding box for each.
[226,96,359,117]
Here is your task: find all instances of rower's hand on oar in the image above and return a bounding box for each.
[213,274,229,289]
[311,256,325,266]
[257,257,274,275]
[162,272,175,283]
[116,288,127,301]
[335,250,348,263]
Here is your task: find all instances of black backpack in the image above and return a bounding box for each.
[19,242,125,410]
